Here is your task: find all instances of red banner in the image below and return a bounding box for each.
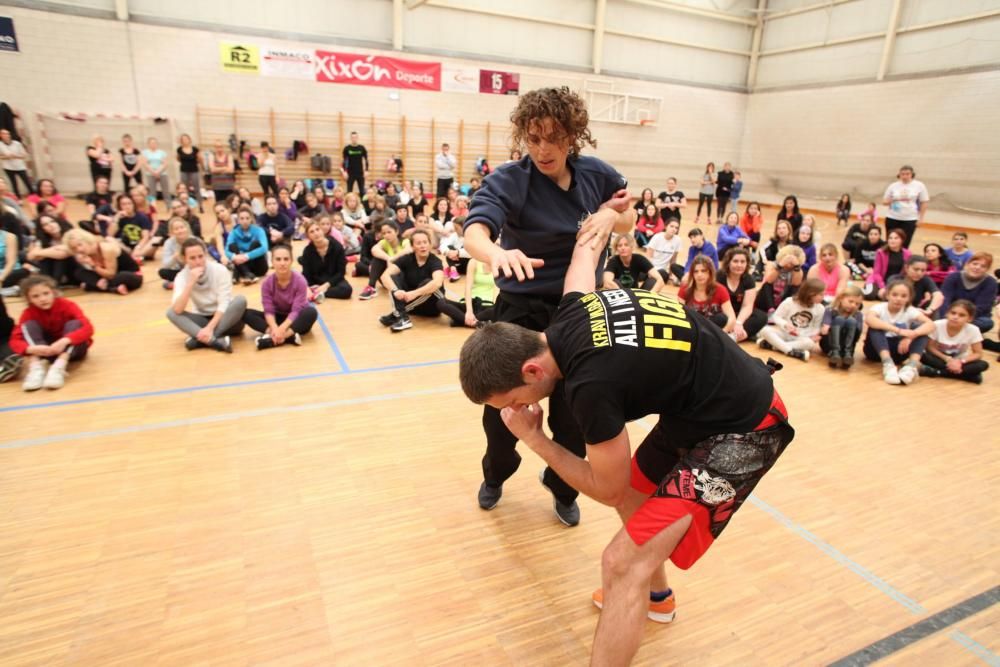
[314,50,441,91]
[480,70,520,95]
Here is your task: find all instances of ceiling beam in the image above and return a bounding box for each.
[592,0,607,75]
[623,0,756,26]
[876,0,902,81]
[746,0,767,90]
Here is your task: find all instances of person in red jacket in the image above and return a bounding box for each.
[9,274,94,391]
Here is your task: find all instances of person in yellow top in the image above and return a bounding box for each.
[358,220,412,300]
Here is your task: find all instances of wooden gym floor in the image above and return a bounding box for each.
[1,202,998,666]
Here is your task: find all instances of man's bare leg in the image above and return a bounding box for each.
[592,514,692,667]
[615,487,668,593]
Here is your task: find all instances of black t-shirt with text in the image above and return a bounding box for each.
[343,144,368,174]
[606,254,653,288]
[546,288,774,448]
[394,252,443,288]
[657,190,684,222]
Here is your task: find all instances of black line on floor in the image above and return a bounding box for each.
[828,585,1000,666]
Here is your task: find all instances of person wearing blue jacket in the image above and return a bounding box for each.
[716,211,749,258]
[257,195,294,248]
[226,206,269,284]
[683,227,719,278]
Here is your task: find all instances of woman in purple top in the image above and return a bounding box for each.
[242,243,317,349]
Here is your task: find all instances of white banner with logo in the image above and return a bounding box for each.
[441,66,478,94]
[261,47,314,79]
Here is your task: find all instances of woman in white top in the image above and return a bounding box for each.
[645,218,683,285]
[0,128,33,198]
[257,141,279,198]
[341,191,368,231]
[882,164,929,249]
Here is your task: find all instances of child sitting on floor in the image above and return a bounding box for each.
[863,278,934,385]
[820,284,863,369]
[8,274,94,391]
[757,278,826,362]
[919,299,989,384]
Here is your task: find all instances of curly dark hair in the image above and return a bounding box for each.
[509,87,596,157]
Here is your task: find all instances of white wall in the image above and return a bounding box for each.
[0,6,746,196]
[740,69,1000,227]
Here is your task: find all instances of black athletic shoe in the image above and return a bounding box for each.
[379,311,401,327]
[211,336,233,353]
[757,338,774,351]
[0,354,22,383]
[539,470,580,527]
[478,482,502,510]
[390,316,413,332]
[184,337,204,351]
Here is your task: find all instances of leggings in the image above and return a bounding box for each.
[863,325,928,363]
[228,240,269,280]
[436,177,454,199]
[158,267,181,282]
[716,196,730,220]
[313,279,352,299]
[21,319,89,362]
[613,277,657,291]
[819,315,860,356]
[122,173,142,195]
[37,257,76,286]
[438,297,495,327]
[4,169,33,199]
[368,257,390,287]
[166,295,247,340]
[179,171,202,208]
[3,267,31,288]
[145,172,170,206]
[697,193,713,220]
[258,175,279,198]
[657,265,685,284]
[920,353,989,381]
[76,266,144,292]
[738,308,769,339]
[244,305,318,335]
[973,316,994,334]
[758,325,817,355]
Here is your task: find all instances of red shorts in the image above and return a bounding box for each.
[625,390,792,570]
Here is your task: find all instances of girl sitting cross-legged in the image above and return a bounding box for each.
[756,278,826,362]
[863,277,934,385]
[244,243,318,350]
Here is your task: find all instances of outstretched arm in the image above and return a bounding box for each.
[563,210,615,296]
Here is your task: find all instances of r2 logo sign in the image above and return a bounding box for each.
[230,48,251,63]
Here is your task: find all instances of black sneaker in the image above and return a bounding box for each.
[211,336,233,353]
[478,482,502,510]
[827,353,841,368]
[184,337,204,351]
[918,365,941,378]
[289,333,302,346]
[539,470,580,527]
[0,354,22,383]
[379,311,401,327]
[788,349,810,362]
[757,339,774,351]
[390,315,413,332]
[255,335,275,350]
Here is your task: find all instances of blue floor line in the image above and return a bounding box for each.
[0,385,461,450]
[316,311,350,372]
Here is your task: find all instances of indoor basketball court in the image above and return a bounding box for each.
[2,1,999,665]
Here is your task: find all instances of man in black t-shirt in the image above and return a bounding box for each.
[459,239,794,666]
[84,175,116,235]
[378,229,446,332]
[342,132,369,195]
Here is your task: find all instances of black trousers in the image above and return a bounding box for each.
[158,267,181,282]
[346,172,365,194]
[244,307,317,335]
[885,217,917,249]
[920,353,989,380]
[481,291,585,505]
[75,266,143,292]
[320,279,353,299]
[368,257,389,287]
[4,169,33,199]
[436,177,453,199]
[228,240,269,280]
[258,175,279,198]
[697,193,713,219]
[37,257,77,286]
[716,196,730,220]
[2,267,30,288]
[657,265,685,283]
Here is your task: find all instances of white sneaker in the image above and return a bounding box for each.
[22,361,49,391]
[42,363,67,389]
[882,363,901,385]
[898,364,918,385]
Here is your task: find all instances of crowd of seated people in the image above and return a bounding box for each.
[0,148,996,392]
